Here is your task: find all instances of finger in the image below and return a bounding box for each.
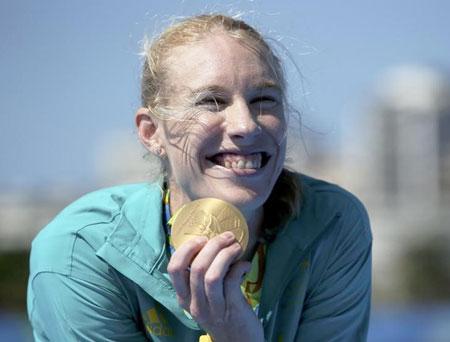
[189,231,236,321]
[224,261,252,308]
[204,241,242,321]
[167,236,207,309]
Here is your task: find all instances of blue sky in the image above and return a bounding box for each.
[1,0,449,190]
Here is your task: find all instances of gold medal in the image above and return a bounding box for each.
[170,198,249,254]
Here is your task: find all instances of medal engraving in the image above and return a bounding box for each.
[171,198,249,253]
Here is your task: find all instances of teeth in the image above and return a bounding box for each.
[213,152,265,170]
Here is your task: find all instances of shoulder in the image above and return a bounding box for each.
[30,182,162,276]
[301,174,369,219]
[285,174,372,252]
[300,174,371,236]
[34,183,157,240]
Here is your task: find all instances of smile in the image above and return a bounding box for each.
[207,152,270,170]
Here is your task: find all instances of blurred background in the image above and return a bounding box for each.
[1,0,449,340]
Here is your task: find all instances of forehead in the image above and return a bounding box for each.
[164,34,279,92]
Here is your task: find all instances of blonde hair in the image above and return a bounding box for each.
[140,14,301,235]
[141,14,285,112]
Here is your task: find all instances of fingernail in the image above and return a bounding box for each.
[222,231,235,240]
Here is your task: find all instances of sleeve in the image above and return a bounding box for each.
[28,271,149,342]
[295,201,372,342]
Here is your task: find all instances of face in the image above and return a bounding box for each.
[150,34,286,219]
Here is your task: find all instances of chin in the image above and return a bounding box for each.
[208,186,269,214]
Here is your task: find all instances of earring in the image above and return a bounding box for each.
[156,146,166,157]
[149,143,165,158]
[154,146,162,155]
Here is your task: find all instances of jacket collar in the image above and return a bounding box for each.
[96,183,200,329]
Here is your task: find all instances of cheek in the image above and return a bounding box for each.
[163,113,223,161]
[259,115,287,145]
[166,108,222,136]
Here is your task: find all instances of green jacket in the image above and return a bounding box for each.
[28,174,372,341]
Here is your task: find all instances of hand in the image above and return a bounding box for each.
[167,232,264,342]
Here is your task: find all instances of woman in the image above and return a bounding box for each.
[28,14,372,341]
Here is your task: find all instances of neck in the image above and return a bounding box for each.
[241,207,264,261]
[167,180,188,216]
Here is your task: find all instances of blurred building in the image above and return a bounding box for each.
[0,130,149,251]
[339,65,450,303]
[361,65,450,211]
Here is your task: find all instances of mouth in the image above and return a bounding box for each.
[206,151,271,171]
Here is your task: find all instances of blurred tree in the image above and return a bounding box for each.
[0,251,29,313]
[400,231,450,303]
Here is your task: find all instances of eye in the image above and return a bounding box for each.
[195,96,227,111]
[250,96,279,108]
[251,96,277,104]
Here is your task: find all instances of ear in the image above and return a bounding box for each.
[135,107,166,157]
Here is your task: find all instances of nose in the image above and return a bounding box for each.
[225,100,261,143]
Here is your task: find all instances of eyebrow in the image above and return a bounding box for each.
[253,80,282,92]
[191,85,227,97]
[190,80,282,97]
